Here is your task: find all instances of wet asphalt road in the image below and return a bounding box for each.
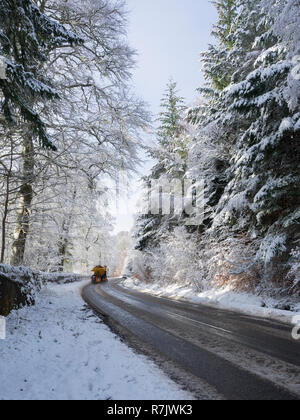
[82,279,300,400]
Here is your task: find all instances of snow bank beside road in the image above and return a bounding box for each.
[122,278,300,325]
[0,281,192,400]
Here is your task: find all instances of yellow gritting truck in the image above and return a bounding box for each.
[91,266,108,284]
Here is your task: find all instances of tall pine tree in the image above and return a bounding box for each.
[152,80,187,178]
[219,0,300,283]
[134,81,187,251]
[190,0,300,287]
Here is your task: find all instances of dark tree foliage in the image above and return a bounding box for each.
[0,0,83,150]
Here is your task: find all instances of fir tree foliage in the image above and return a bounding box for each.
[0,0,83,150]
[188,0,238,125]
[130,0,300,294]
[205,0,238,91]
[134,81,188,252]
[211,0,238,48]
[153,80,187,178]
[198,0,300,283]
[157,80,186,149]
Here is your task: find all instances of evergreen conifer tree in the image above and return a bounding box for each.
[135,81,187,251]
[157,80,185,148]
[0,0,82,149]
[192,0,300,283]
[219,0,300,278]
[152,80,187,179]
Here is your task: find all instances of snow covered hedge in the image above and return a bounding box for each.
[0,264,82,316]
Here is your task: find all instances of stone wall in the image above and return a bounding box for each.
[0,276,34,316]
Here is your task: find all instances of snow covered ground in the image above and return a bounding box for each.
[0,281,192,401]
[122,278,300,325]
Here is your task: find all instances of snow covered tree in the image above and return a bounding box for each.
[203,0,238,93]
[211,0,238,48]
[33,0,149,272]
[151,80,187,179]
[134,81,187,252]
[0,128,22,263]
[157,80,186,149]
[0,0,82,149]
[131,0,300,295]
[190,0,300,289]
[0,0,83,266]
[0,0,149,268]
[215,0,300,284]
[262,0,300,111]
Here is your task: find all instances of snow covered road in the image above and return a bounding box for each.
[0,281,192,400]
[83,279,300,401]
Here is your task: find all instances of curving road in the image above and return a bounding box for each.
[82,279,300,401]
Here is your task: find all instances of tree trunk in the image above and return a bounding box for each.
[10,134,35,266]
[58,228,68,272]
[1,138,14,263]
[57,188,77,272]
[1,177,10,264]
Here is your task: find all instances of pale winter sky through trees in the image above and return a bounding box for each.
[127,0,217,115]
[114,0,217,232]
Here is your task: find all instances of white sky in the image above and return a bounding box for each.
[113,0,217,233]
[126,0,217,114]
